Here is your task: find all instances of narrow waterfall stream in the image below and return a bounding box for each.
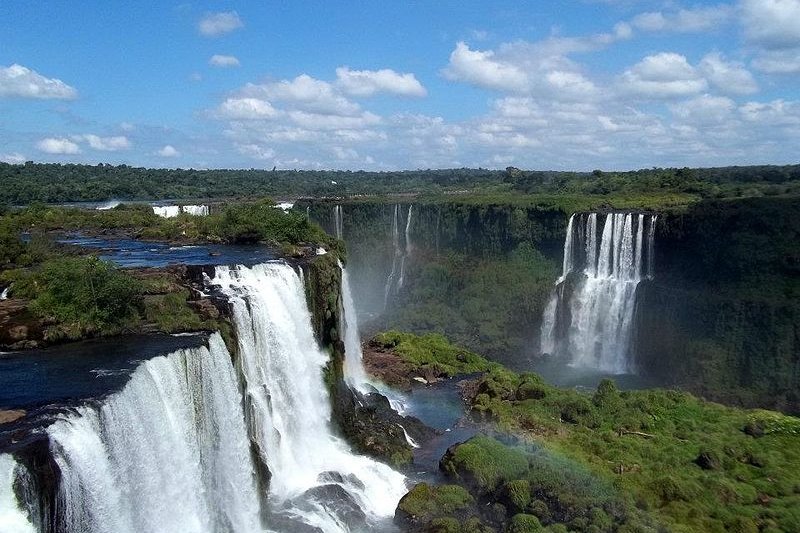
[213,262,407,532]
[540,212,657,374]
[383,205,413,309]
[45,334,262,533]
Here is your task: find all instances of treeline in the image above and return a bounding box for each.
[1,161,799,204]
[0,163,502,204]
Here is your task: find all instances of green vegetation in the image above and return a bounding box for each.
[385,243,557,358]
[372,330,500,378]
[5,200,333,248]
[2,161,799,206]
[382,332,800,533]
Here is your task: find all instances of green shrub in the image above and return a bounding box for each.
[506,513,543,532]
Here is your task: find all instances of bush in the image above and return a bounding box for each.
[506,514,543,532]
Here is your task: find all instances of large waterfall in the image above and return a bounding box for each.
[213,262,407,531]
[333,205,344,240]
[45,333,263,533]
[0,455,36,533]
[540,212,657,374]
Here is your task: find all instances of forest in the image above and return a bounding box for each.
[1,161,799,205]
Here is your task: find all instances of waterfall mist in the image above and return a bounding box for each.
[540,212,657,374]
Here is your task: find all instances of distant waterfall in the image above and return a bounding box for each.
[0,455,36,533]
[213,263,407,532]
[152,205,180,218]
[182,205,210,216]
[46,333,262,533]
[383,204,413,308]
[540,212,657,374]
[333,205,344,240]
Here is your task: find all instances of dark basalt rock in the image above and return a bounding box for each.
[291,483,367,530]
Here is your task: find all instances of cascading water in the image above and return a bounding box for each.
[0,455,36,533]
[340,261,409,414]
[182,205,210,216]
[152,205,180,218]
[212,262,407,532]
[383,205,413,308]
[45,333,263,533]
[540,212,657,374]
[333,205,344,240]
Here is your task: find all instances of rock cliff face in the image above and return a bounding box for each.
[301,196,800,412]
[635,196,800,413]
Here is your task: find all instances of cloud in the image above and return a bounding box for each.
[157,145,179,157]
[669,94,736,124]
[441,41,529,92]
[740,0,800,49]
[631,5,733,33]
[620,52,708,98]
[740,0,800,74]
[37,137,81,154]
[217,97,278,119]
[0,64,77,99]
[1,153,26,164]
[239,74,362,116]
[699,53,758,95]
[209,54,241,68]
[198,11,243,37]
[335,67,427,97]
[78,134,132,151]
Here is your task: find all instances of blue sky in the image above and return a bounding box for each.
[1,0,799,170]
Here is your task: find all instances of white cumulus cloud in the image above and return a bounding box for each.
[740,0,800,49]
[335,67,427,97]
[78,134,132,151]
[0,64,77,99]
[631,5,733,33]
[217,97,278,119]
[158,145,179,157]
[699,53,758,95]
[442,42,529,92]
[620,52,708,98]
[37,137,81,155]
[198,11,243,37]
[209,54,241,68]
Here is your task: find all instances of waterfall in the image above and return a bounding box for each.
[333,205,344,240]
[340,261,410,413]
[383,204,413,308]
[0,455,36,533]
[340,261,370,392]
[152,205,180,218]
[95,200,120,211]
[0,288,7,300]
[212,262,407,532]
[46,333,262,533]
[182,205,210,216]
[540,212,657,374]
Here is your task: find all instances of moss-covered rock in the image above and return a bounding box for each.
[395,483,476,528]
[440,436,529,494]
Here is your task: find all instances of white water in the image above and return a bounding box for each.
[340,261,410,414]
[333,205,344,240]
[0,455,36,533]
[182,205,210,216]
[95,200,121,211]
[0,288,7,300]
[47,333,263,533]
[340,261,370,392]
[383,204,413,308]
[212,263,407,532]
[540,212,657,374]
[152,205,180,218]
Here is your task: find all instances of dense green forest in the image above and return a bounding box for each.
[1,162,799,204]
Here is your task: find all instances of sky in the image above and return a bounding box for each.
[0,0,799,171]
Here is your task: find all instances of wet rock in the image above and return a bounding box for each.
[0,409,26,424]
[292,483,367,530]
